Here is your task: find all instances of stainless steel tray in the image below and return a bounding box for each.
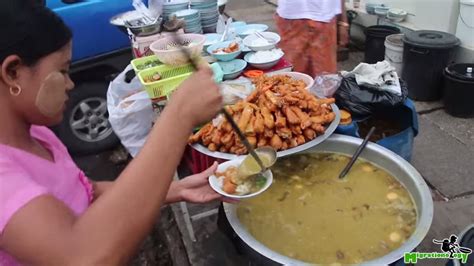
[190,103,341,160]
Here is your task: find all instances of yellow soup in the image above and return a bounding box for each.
[237,153,417,264]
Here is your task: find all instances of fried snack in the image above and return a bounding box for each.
[270,134,283,150]
[283,106,300,125]
[260,106,275,129]
[238,105,253,131]
[188,74,336,154]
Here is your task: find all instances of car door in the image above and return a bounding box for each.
[47,0,132,62]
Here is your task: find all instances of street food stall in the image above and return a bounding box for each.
[107,0,433,265]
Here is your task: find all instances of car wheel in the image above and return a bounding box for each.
[56,81,119,155]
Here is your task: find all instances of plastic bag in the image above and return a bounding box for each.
[310,73,342,98]
[220,77,254,105]
[107,65,153,157]
[334,76,408,119]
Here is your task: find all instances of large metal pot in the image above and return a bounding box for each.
[223,134,434,266]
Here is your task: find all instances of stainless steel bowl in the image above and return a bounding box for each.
[223,134,434,266]
[125,17,163,37]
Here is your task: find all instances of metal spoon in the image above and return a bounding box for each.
[339,126,376,179]
[255,31,276,44]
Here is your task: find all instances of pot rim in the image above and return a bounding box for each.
[223,134,434,266]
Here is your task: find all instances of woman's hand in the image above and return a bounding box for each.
[169,67,223,127]
[166,162,236,204]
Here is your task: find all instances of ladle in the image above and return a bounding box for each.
[339,126,376,179]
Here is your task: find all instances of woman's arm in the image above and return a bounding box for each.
[92,181,113,199]
[0,68,223,265]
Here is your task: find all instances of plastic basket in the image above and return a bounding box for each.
[138,64,195,99]
[131,55,163,73]
[138,62,225,99]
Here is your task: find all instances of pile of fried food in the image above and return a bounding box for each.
[213,42,239,54]
[189,75,336,155]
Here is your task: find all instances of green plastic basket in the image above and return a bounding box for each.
[138,62,224,99]
[138,64,195,99]
[131,55,163,73]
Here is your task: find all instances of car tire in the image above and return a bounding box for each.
[56,81,119,155]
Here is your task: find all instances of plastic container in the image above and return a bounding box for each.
[385,34,404,77]
[150,34,206,66]
[138,64,194,99]
[335,99,418,162]
[132,33,162,58]
[138,63,224,99]
[131,55,162,73]
[365,26,401,64]
[443,63,474,118]
[402,30,460,101]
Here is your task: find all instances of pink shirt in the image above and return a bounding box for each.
[0,126,93,265]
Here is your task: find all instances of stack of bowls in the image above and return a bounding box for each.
[387,8,408,23]
[190,0,219,33]
[173,9,203,34]
[162,1,189,21]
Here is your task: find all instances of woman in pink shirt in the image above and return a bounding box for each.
[0,2,224,265]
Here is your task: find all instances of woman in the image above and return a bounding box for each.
[0,2,224,265]
[275,0,349,77]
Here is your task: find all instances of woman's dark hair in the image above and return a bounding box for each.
[0,1,72,66]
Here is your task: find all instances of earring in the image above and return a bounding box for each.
[9,84,22,96]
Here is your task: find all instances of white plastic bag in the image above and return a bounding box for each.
[107,65,153,157]
[310,73,343,98]
[220,77,254,105]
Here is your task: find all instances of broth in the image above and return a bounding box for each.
[237,153,417,264]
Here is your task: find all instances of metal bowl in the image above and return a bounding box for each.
[125,17,163,37]
[223,134,434,265]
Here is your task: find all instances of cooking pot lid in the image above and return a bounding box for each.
[445,63,474,81]
[403,30,460,49]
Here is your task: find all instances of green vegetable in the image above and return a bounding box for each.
[255,175,267,188]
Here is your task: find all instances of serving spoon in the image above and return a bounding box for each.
[339,126,376,179]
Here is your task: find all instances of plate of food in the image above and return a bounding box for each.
[189,73,341,160]
[209,153,274,199]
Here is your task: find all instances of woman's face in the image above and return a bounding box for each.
[3,41,75,126]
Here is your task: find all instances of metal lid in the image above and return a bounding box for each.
[445,63,474,81]
[403,30,460,49]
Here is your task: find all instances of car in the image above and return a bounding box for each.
[47,0,137,155]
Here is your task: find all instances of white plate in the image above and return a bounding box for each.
[209,157,273,199]
[191,103,341,160]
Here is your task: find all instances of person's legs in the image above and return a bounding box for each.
[275,14,312,75]
[275,15,338,77]
[306,18,338,77]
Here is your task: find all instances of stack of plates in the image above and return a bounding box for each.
[190,0,219,33]
[162,0,189,21]
[173,9,203,34]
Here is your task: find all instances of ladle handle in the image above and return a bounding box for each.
[339,126,376,179]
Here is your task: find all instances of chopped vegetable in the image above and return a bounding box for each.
[244,70,264,78]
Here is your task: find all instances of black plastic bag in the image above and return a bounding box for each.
[335,76,408,119]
